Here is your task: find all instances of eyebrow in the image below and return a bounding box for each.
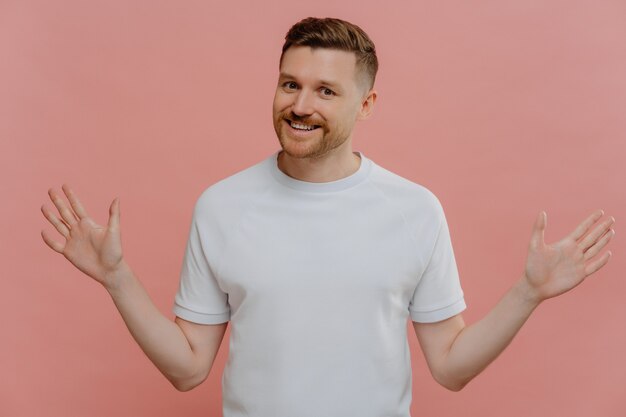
[279,72,342,91]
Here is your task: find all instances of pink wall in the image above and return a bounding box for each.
[2,1,625,416]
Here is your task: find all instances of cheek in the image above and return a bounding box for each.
[273,92,292,112]
[332,106,357,127]
[272,99,281,115]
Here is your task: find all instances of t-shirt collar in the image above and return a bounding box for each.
[269,150,372,193]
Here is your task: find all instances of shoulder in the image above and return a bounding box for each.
[192,154,274,220]
[367,159,445,221]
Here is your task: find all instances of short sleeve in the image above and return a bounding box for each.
[173,203,230,324]
[409,211,466,323]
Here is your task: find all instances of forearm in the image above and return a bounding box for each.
[442,277,541,390]
[105,261,201,390]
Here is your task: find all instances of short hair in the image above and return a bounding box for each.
[280,17,378,91]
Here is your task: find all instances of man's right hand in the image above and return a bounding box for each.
[41,184,124,290]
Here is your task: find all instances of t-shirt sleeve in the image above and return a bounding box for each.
[173,202,230,324]
[409,209,466,323]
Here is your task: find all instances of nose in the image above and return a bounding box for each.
[291,90,314,117]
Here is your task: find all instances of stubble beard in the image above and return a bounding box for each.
[273,112,350,160]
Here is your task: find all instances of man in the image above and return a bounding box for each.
[41,17,615,417]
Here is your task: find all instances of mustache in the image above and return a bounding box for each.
[283,112,324,126]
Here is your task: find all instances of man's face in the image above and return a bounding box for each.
[273,46,371,159]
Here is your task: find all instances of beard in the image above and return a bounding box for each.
[273,111,351,159]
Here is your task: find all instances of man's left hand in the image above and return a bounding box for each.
[523,210,615,303]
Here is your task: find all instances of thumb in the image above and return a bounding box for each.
[108,197,120,230]
[530,211,546,249]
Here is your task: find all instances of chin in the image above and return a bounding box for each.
[279,140,319,159]
[276,130,319,159]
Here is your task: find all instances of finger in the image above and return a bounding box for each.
[41,230,65,253]
[568,209,604,241]
[107,198,120,230]
[529,211,546,249]
[584,251,612,277]
[579,216,615,252]
[62,184,89,219]
[48,188,78,227]
[41,204,70,238]
[584,228,615,260]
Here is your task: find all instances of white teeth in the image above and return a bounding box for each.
[290,121,316,131]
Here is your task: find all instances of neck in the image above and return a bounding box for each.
[277,143,361,183]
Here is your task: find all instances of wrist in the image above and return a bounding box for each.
[514,276,543,309]
[103,259,131,296]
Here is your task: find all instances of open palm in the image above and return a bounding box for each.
[524,210,614,302]
[41,184,123,288]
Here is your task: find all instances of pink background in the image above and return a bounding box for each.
[2,0,625,416]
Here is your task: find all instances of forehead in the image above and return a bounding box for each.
[279,46,358,86]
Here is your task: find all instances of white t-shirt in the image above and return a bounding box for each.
[174,150,466,417]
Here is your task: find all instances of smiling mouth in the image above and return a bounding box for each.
[285,119,321,131]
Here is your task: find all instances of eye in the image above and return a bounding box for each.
[320,87,335,97]
[283,81,298,90]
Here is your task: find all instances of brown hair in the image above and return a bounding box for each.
[280,17,378,91]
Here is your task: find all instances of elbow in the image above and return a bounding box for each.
[433,371,471,392]
[440,379,468,392]
[172,380,197,392]
[170,372,208,392]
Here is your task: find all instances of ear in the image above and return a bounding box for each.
[357,89,377,121]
